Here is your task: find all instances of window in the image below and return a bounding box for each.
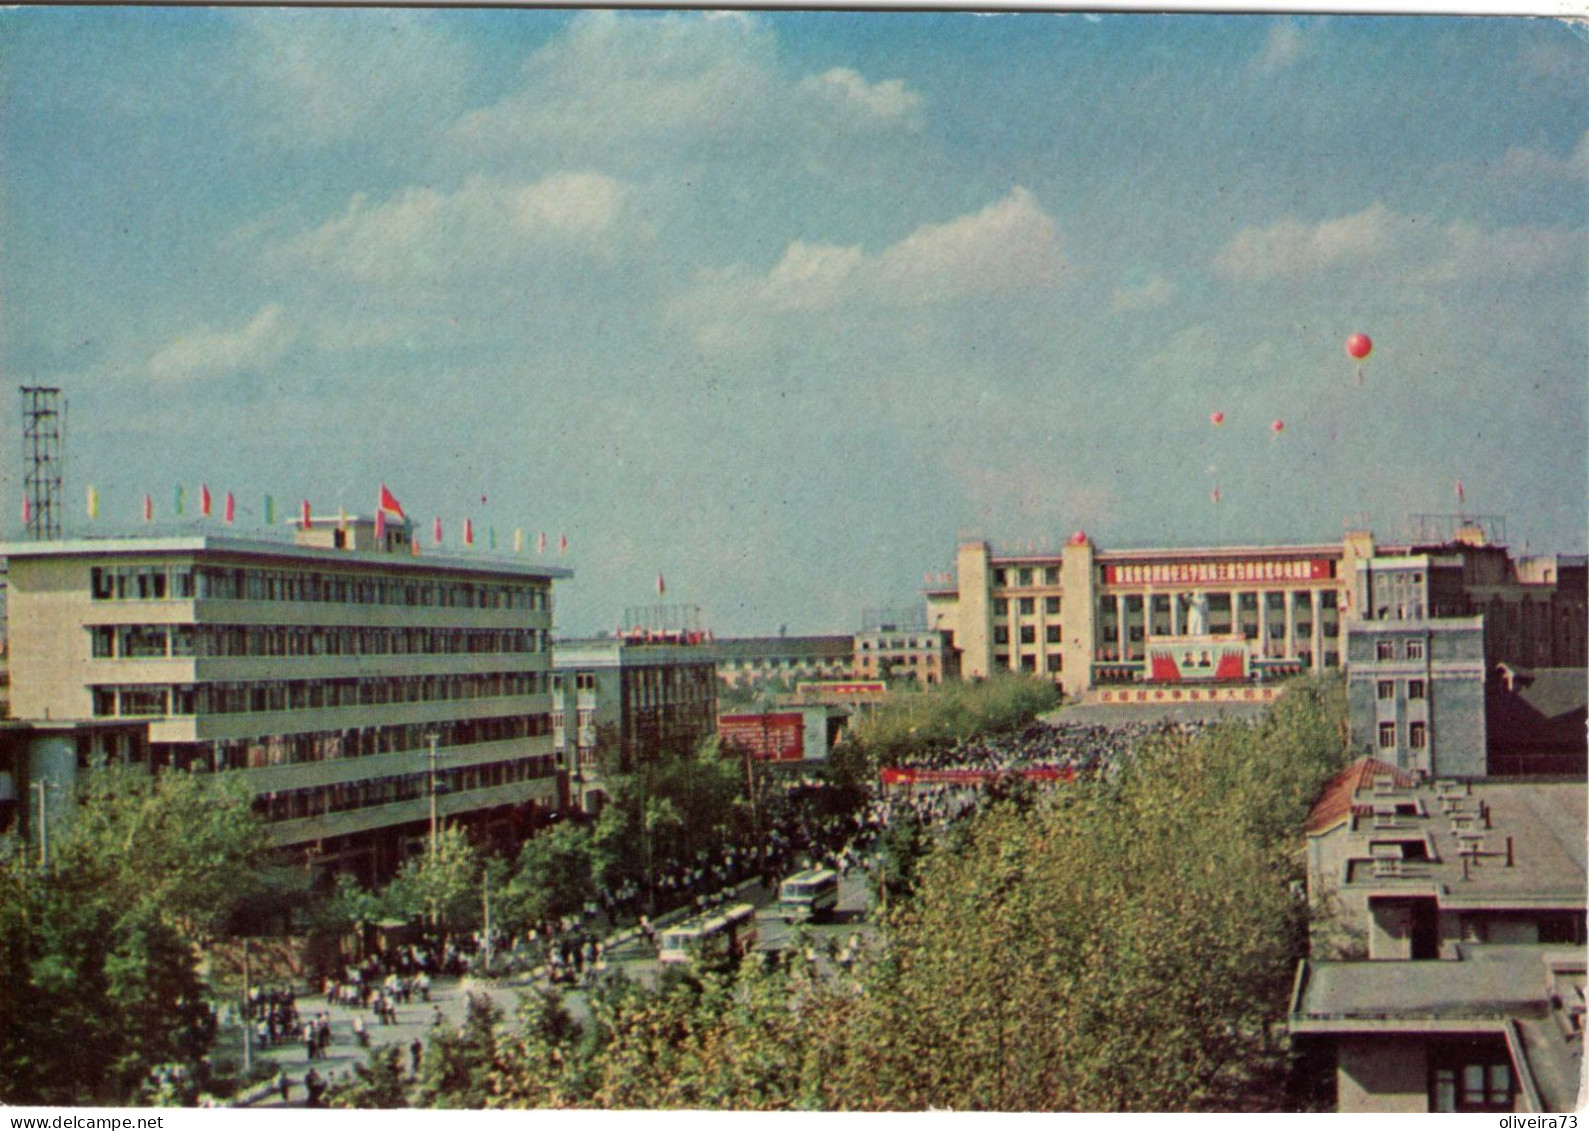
[1017,568,1032,587]
[1045,596,1060,615]
[993,569,1007,586]
[1407,639,1425,660]
[1046,654,1062,673]
[1408,679,1426,700]
[993,598,1008,616]
[1044,567,1059,585]
[1430,1041,1515,1112]
[1046,626,1061,644]
[1376,641,1395,661]
[1378,680,1396,700]
[1019,597,1035,616]
[1378,722,1397,749]
[1409,722,1427,749]
[993,626,1009,645]
[1020,655,1036,672]
[1020,626,1036,645]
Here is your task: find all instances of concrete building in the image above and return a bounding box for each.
[551,637,719,814]
[927,526,1586,705]
[928,531,1366,697]
[1290,758,1585,1112]
[696,634,853,692]
[1345,617,1488,777]
[0,518,569,881]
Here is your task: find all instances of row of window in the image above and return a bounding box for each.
[1378,721,1429,749]
[995,653,1064,674]
[253,754,555,823]
[621,666,717,709]
[993,566,1061,588]
[1375,639,1427,661]
[1377,679,1428,701]
[91,564,549,612]
[89,623,548,660]
[90,671,549,719]
[130,714,552,773]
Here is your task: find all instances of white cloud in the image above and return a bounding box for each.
[682,187,1063,341]
[797,68,923,129]
[1254,22,1305,75]
[1495,130,1589,182]
[148,305,291,383]
[266,172,631,284]
[1112,275,1177,312]
[235,10,472,147]
[447,11,920,169]
[1212,203,1587,285]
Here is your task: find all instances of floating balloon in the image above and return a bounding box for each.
[1346,332,1373,385]
[1210,411,1225,426]
[1271,419,1285,435]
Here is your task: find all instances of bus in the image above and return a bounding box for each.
[777,868,840,923]
[657,903,759,967]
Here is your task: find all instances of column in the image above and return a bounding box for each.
[1168,593,1180,638]
[1310,589,1323,673]
[1284,590,1297,660]
[1116,594,1128,660]
[1258,591,1269,658]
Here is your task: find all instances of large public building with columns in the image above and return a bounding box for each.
[927,526,1586,704]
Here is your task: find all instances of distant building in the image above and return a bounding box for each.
[1345,617,1488,777]
[1487,665,1588,777]
[696,634,854,692]
[551,637,718,814]
[1290,758,1585,1112]
[0,518,568,881]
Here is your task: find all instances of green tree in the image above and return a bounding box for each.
[499,822,598,930]
[413,993,504,1108]
[330,1046,410,1109]
[383,825,483,934]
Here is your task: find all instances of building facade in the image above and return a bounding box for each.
[551,638,719,814]
[928,526,1586,702]
[697,635,854,692]
[1345,617,1488,777]
[1291,758,1586,1112]
[1,519,569,881]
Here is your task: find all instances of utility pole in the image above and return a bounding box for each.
[241,939,253,1077]
[428,730,440,857]
[482,872,492,973]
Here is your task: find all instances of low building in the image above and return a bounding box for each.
[551,637,718,814]
[697,634,853,693]
[1290,758,1586,1112]
[1345,617,1487,777]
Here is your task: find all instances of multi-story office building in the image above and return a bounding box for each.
[928,525,1586,701]
[1,517,569,880]
[697,635,854,692]
[1290,758,1585,1112]
[552,637,719,814]
[1345,618,1488,778]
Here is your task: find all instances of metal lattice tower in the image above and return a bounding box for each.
[20,386,65,540]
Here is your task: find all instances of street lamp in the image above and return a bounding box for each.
[428,729,442,857]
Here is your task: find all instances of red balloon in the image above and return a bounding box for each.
[1210,411,1225,426]
[1271,419,1285,434]
[1346,333,1373,360]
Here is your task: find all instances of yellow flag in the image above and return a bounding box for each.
[87,485,99,519]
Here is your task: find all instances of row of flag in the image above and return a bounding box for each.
[33,483,571,555]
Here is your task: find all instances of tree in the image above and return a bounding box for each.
[413,993,504,1109]
[499,823,598,931]
[330,1046,410,1109]
[383,825,483,934]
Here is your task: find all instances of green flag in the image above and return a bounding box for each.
[264,495,275,525]
[174,484,185,516]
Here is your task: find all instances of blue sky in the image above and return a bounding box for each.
[2,10,1584,635]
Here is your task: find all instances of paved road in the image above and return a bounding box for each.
[225,870,877,1106]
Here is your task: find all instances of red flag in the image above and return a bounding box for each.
[559,533,567,554]
[21,495,31,526]
[378,483,406,519]
[301,499,312,529]
[537,531,547,554]
[375,509,387,541]
[201,484,212,517]
[1211,484,1221,504]
[465,518,474,546]
[657,571,666,596]
[143,494,153,523]
[1456,478,1466,507]
[224,492,235,524]
[433,516,443,546]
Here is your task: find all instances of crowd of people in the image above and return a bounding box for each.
[888,718,1211,777]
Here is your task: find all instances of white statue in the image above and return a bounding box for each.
[1186,591,1210,636]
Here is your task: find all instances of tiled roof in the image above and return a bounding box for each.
[1303,756,1421,836]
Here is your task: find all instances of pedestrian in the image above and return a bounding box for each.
[303,1067,326,1108]
[352,1014,368,1048]
[410,1038,423,1078]
[277,1069,291,1104]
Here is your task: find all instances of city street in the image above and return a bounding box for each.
[226,869,876,1106]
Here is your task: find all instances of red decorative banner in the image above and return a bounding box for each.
[1103,559,1334,586]
[719,712,805,762]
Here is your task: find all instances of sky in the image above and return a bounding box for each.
[1,10,1584,636]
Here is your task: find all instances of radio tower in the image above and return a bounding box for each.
[20,386,65,540]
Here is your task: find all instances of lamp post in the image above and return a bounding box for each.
[428,730,440,857]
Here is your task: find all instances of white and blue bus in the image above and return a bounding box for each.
[777,868,840,923]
